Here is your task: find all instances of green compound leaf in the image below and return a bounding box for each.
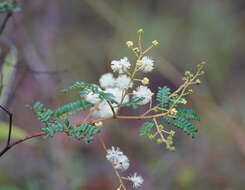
[98,91,118,104]
[61,82,95,93]
[0,1,20,13]
[67,124,101,143]
[163,116,198,138]
[124,97,145,109]
[41,118,101,143]
[156,86,171,109]
[178,108,200,121]
[28,102,55,126]
[62,82,118,104]
[139,122,154,137]
[54,100,93,118]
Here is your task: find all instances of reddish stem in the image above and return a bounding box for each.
[0,131,45,157]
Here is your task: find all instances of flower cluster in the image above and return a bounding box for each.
[29,28,205,190]
[106,146,130,171]
[84,33,157,119]
[106,146,143,188]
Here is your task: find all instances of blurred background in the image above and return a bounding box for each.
[0,0,245,189]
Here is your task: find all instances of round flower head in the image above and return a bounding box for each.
[99,73,116,89]
[106,146,123,162]
[116,75,133,89]
[106,146,130,171]
[105,87,129,104]
[132,85,153,105]
[91,101,118,119]
[85,91,100,104]
[139,56,154,73]
[113,154,130,171]
[128,173,144,188]
[111,57,131,74]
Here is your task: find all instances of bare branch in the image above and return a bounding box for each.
[0,12,12,35]
[0,131,45,157]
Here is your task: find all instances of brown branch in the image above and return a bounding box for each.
[0,109,168,158]
[0,131,45,157]
[75,112,170,126]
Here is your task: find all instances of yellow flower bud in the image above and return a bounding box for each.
[169,130,176,136]
[152,40,159,46]
[137,28,144,34]
[133,47,140,52]
[136,59,143,66]
[168,146,175,151]
[200,71,205,75]
[126,41,133,47]
[157,138,163,144]
[95,121,103,127]
[148,135,155,141]
[196,79,201,85]
[170,108,178,115]
[180,99,187,104]
[158,124,164,131]
[141,77,149,85]
[185,71,193,78]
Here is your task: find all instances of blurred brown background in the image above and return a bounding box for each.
[0,0,245,189]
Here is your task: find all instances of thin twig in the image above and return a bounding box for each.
[98,135,127,190]
[0,12,12,35]
[0,131,45,157]
[75,111,169,126]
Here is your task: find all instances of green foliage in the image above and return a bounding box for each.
[29,101,100,143]
[0,1,20,13]
[156,86,171,109]
[54,100,93,118]
[139,122,154,137]
[163,114,198,138]
[62,81,117,104]
[66,124,100,144]
[61,82,95,92]
[124,97,145,109]
[41,121,64,137]
[29,102,54,126]
[178,108,200,121]
[41,118,100,143]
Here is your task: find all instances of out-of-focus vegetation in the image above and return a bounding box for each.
[0,0,245,189]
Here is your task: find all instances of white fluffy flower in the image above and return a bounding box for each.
[85,91,100,104]
[106,146,123,162]
[132,85,153,105]
[105,87,129,104]
[111,57,131,74]
[139,56,154,73]
[106,146,130,171]
[99,73,116,88]
[116,75,133,89]
[128,173,144,188]
[91,101,117,118]
[114,155,130,171]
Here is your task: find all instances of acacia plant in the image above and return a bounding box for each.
[0,11,206,188]
[25,29,206,189]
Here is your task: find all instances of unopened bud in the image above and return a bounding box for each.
[152,40,159,46]
[141,77,149,85]
[126,41,133,47]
